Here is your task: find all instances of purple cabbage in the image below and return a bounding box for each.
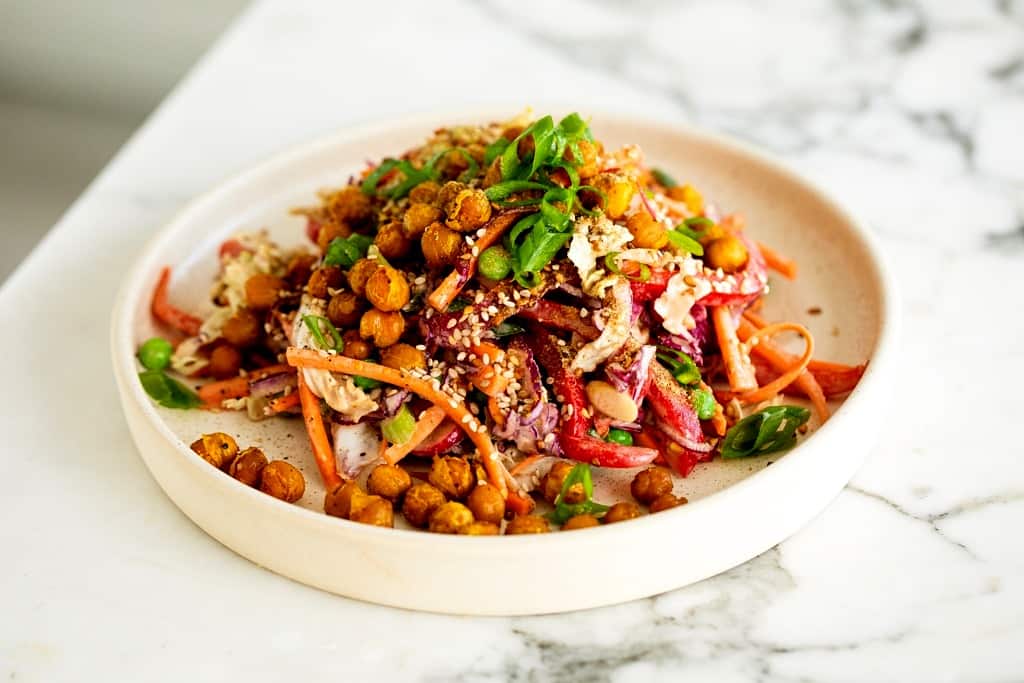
[654,304,710,366]
[605,345,656,404]
[492,339,559,453]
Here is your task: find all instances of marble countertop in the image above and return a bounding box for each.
[2,0,1022,680]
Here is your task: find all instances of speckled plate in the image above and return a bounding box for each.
[111,108,898,615]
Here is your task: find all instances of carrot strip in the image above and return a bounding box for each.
[249,364,293,381]
[737,323,814,404]
[505,491,536,516]
[509,454,544,477]
[151,267,203,336]
[712,306,758,392]
[383,406,447,466]
[737,318,829,421]
[469,341,509,397]
[296,371,342,490]
[757,241,798,280]
[286,348,509,497]
[267,393,301,414]
[198,376,249,406]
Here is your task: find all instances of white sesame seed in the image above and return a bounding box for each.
[415,344,427,351]
[446,318,457,329]
[457,351,466,361]
[461,414,472,424]
[482,353,490,365]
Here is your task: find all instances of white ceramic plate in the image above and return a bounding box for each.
[111,109,897,615]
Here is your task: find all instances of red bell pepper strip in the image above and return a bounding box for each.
[151,267,202,337]
[630,268,674,304]
[646,362,711,453]
[519,300,599,339]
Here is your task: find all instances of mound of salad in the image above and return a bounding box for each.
[138,111,866,534]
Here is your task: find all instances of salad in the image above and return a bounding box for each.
[138,111,866,534]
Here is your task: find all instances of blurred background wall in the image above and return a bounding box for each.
[0,0,248,282]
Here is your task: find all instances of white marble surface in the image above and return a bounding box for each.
[2,0,1022,680]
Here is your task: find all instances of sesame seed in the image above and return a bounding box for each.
[476,228,486,238]
[474,292,484,304]
[481,311,490,322]
[457,351,466,361]
[415,344,426,351]
[461,414,472,424]
[453,330,463,341]
[446,318,457,329]
[482,353,490,365]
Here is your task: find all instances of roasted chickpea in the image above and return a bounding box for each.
[429,456,475,500]
[229,446,268,487]
[316,220,352,254]
[667,183,703,214]
[444,188,492,233]
[460,521,500,536]
[341,330,372,360]
[307,265,345,299]
[359,309,405,348]
[562,514,601,530]
[704,235,749,274]
[221,308,262,348]
[466,483,505,525]
[366,464,412,502]
[326,291,365,328]
[626,212,669,250]
[244,273,285,311]
[421,222,462,269]
[325,186,373,226]
[630,466,674,505]
[259,460,305,502]
[324,480,361,519]
[284,253,317,288]
[190,432,238,470]
[408,180,441,205]
[364,265,410,312]
[350,495,394,527]
[505,515,550,535]
[380,343,426,371]
[346,258,379,297]
[604,501,641,524]
[429,501,475,534]
[541,461,585,504]
[208,344,242,380]
[649,493,688,513]
[436,181,465,211]
[592,173,636,219]
[374,221,412,260]
[566,138,599,178]
[402,202,442,239]
[402,482,447,528]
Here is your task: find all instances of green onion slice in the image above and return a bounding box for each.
[656,347,701,386]
[545,463,610,525]
[381,404,416,444]
[721,406,811,459]
[302,315,344,352]
[139,370,201,410]
[603,252,651,282]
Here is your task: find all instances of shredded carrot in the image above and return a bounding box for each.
[248,364,293,381]
[267,392,301,414]
[738,317,829,421]
[285,348,509,497]
[198,376,249,406]
[737,323,814,404]
[151,267,203,336]
[510,454,544,477]
[383,406,447,466]
[427,212,522,312]
[469,341,509,396]
[505,491,536,516]
[712,306,758,392]
[296,371,342,490]
[756,241,798,280]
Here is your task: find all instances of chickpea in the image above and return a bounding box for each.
[259,460,305,502]
[626,212,669,250]
[704,235,749,274]
[190,432,238,470]
[630,466,674,505]
[341,330,372,360]
[436,181,465,211]
[346,258,379,297]
[208,344,242,380]
[444,188,492,233]
[402,202,442,240]
[482,158,502,188]
[359,309,405,348]
[284,253,317,288]
[505,515,550,535]
[316,220,352,254]
[402,482,446,528]
[667,183,703,214]
[307,265,346,299]
[350,495,394,528]
[592,173,636,219]
[428,456,475,500]
[244,273,285,311]
[326,291,365,328]
[324,480,362,519]
[229,447,268,487]
[562,514,601,530]
[604,501,641,524]
[649,493,688,513]
[364,265,410,312]
[421,222,462,269]
[221,308,262,348]
[540,461,585,505]
[374,221,412,260]
[408,180,441,205]
[325,186,373,226]
[460,521,500,536]
[380,343,426,371]
[366,464,412,502]
[466,484,505,525]
[428,501,475,534]
[566,138,600,179]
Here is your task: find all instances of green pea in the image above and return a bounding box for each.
[138,337,173,371]
[478,246,512,280]
[605,428,634,446]
[690,387,716,420]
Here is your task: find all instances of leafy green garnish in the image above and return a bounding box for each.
[139,369,201,410]
[546,463,610,525]
[690,387,716,420]
[667,229,704,256]
[323,234,373,269]
[353,375,382,391]
[381,404,416,444]
[302,315,344,352]
[656,347,701,386]
[670,216,717,252]
[360,147,477,200]
[651,168,678,188]
[721,406,811,459]
[483,137,511,166]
